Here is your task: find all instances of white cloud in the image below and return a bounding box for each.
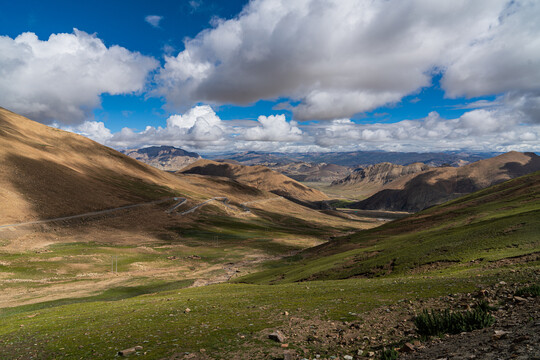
[156,0,512,120]
[145,15,163,28]
[66,105,309,151]
[67,105,540,154]
[442,1,540,98]
[312,109,539,152]
[0,29,158,125]
[241,114,302,141]
[64,121,113,144]
[441,1,540,124]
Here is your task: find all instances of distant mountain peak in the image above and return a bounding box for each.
[122,146,201,171]
[134,145,199,158]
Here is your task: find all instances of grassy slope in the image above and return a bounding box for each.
[237,171,540,284]
[1,268,535,359]
[0,173,539,359]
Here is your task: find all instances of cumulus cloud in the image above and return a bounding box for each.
[107,105,227,149]
[145,15,163,28]
[442,1,540,98]
[441,1,540,123]
[0,29,158,124]
[312,109,539,152]
[67,105,540,154]
[241,115,302,141]
[156,0,514,120]
[67,105,309,151]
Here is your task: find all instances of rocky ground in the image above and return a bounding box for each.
[166,273,539,360]
[400,282,540,360]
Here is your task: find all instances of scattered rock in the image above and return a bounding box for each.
[118,346,143,356]
[283,350,294,360]
[513,296,527,303]
[184,308,191,314]
[401,342,415,352]
[492,330,509,340]
[344,355,354,360]
[269,330,287,343]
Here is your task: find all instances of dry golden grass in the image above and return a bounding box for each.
[180,159,329,202]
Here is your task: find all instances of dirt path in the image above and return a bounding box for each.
[189,253,290,287]
[177,197,230,215]
[0,197,180,230]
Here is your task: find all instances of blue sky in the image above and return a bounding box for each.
[0,0,539,153]
[0,0,248,132]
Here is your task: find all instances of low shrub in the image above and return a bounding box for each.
[515,284,540,297]
[414,304,494,337]
[475,299,497,312]
[380,348,399,360]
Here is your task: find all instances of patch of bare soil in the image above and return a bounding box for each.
[407,260,460,275]
[485,252,540,269]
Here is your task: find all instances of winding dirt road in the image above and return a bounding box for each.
[0,197,181,230]
[0,195,286,229]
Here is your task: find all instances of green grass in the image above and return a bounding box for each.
[237,171,540,284]
[380,348,399,360]
[0,279,193,318]
[515,284,540,297]
[0,269,531,359]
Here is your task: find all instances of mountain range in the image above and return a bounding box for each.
[350,151,540,212]
[209,150,497,167]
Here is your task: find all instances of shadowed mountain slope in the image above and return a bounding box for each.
[330,162,430,198]
[349,152,540,212]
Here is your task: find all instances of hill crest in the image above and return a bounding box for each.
[180,159,329,203]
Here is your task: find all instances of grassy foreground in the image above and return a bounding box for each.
[0,266,536,359]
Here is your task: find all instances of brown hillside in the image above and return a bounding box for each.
[0,107,216,223]
[351,151,540,212]
[179,159,329,203]
[330,162,430,197]
[270,162,352,182]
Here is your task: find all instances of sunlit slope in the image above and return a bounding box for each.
[0,107,217,223]
[180,159,329,203]
[238,171,540,284]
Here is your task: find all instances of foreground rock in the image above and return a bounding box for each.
[118,345,143,356]
[269,330,287,343]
